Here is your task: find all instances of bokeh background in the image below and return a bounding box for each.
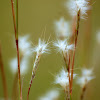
[0,0,100,100]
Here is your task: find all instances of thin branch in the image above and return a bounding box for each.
[10,0,22,99]
[0,43,8,100]
[27,54,41,100]
[68,55,71,84]
[27,76,34,100]
[68,55,71,92]
[16,40,22,100]
[67,55,71,100]
[70,10,80,94]
[11,0,17,39]
[62,51,68,71]
[16,0,18,39]
[80,85,87,100]
[62,52,71,100]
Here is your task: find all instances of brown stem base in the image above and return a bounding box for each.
[80,85,87,100]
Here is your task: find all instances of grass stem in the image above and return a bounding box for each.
[10,0,22,99]
[62,51,71,100]
[80,85,87,100]
[70,10,80,95]
[0,43,8,100]
[27,54,41,100]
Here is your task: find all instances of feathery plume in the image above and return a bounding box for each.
[33,38,49,54]
[54,40,74,53]
[77,68,95,100]
[31,39,49,78]
[54,40,74,70]
[77,68,95,87]
[66,0,90,19]
[55,68,76,89]
[54,17,71,39]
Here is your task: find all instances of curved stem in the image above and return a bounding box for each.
[0,43,8,100]
[27,75,34,100]
[62,52,71,100]
[70,10,80,95]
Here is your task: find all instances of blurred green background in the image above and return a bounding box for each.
[0,0,100,100]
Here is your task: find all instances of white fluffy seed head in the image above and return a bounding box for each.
[10,57,29,75]
[54,17,71,39]
[54,40,67,52]
[54,40,74,53]
[55,68,76,89]
[19,35,31,56]
[39,89,59,100]
[66,0,90,19]
[33,38,49,55]
[77,68,95,87]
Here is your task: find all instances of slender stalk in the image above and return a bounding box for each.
[16,0,18,39]
[62,52,71,100]
[10,0,22,99]
[80,85,87,100]
[67,55,71,100]
[71,16,77,43]
[68,55,71,84]
[15,1,22,98]
[16,40,22,100]
[68,55,71,99]
[65,87,70,100]
[75,10,80,47]
[70,10,80,95]
[27,76,33,100]
[0,43,8,100]
[67,89,70,100]
[64,89,68,100]
[27,54,41,100]
[62,51,68,71]
[11,0,17,39]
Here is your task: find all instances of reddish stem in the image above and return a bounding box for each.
[27,75,35,100]
[80,85,87,100]
[0,43,8,100]
[11,0,17,39]
[70,10,80,94]
[67,55,71,100]
[16,40,22,100]
[10,0,22,99]
[68,55,71,89]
